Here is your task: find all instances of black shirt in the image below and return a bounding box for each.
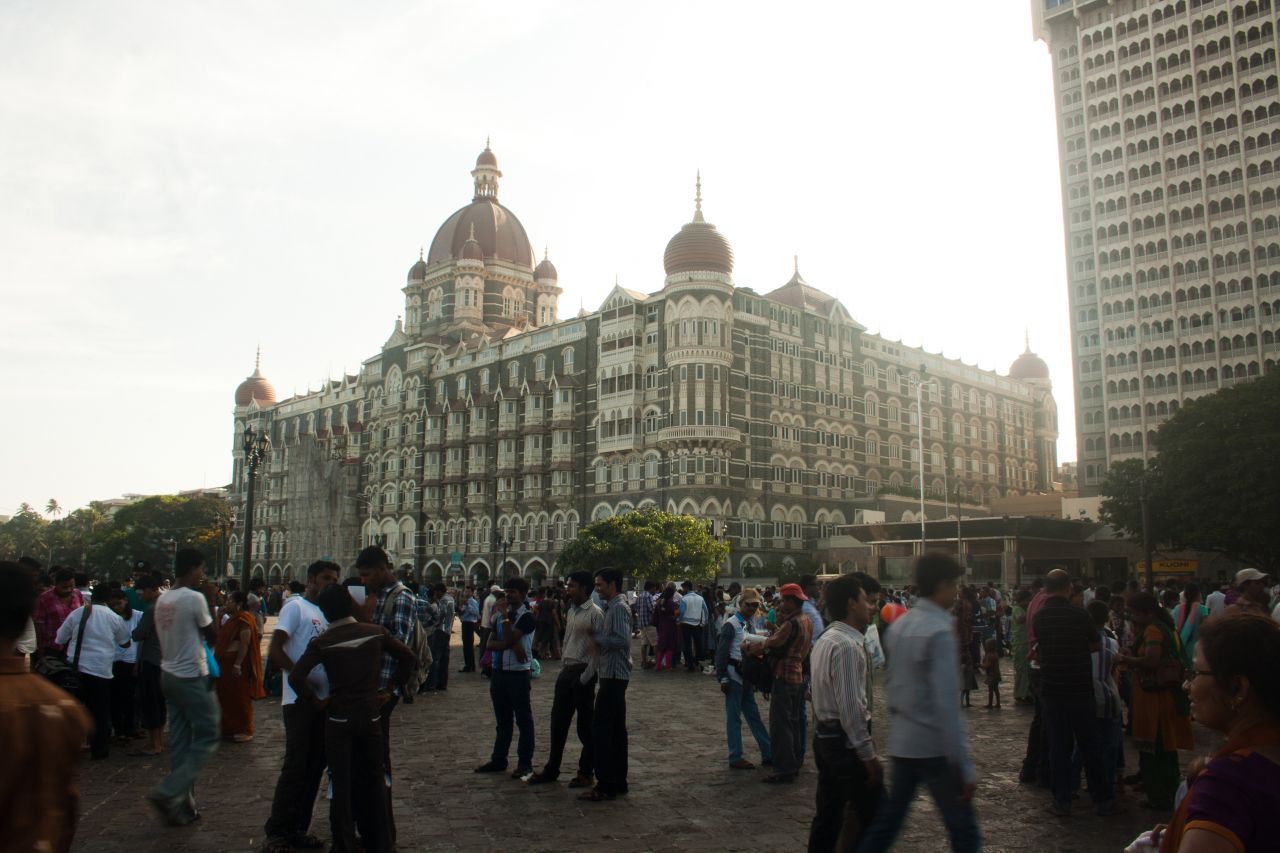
[1031,597,1096,700]
[290,619,415,716]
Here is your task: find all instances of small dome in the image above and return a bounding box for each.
[407,253,427,281]
[235,355,277,407]
[664,221,733,276]
[663,173,733,277]
[476,146,498,168]
[1009,350,1050,381]
[535,252,558,281]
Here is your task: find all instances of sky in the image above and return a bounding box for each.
[0,0,1073,517]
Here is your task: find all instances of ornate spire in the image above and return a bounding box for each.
[693,170,705,223]
[794,255,799,275]
[254,344,261,372]
[1024,327,1032,353]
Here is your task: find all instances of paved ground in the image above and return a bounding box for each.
[74,627,1217,852]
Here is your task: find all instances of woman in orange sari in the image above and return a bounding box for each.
[1120,592,1194,811]
[214,591,265,742]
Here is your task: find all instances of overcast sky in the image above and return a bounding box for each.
[0,1,1072,516]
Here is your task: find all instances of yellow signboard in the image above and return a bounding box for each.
[1136,560,1199,574]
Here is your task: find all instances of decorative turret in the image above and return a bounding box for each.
[663,172,734,279]
[234,348,277,408]
[471,138,501,201]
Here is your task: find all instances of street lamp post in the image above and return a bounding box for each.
[493,532,512,582]
[908,374,936,554]
[240,423,271,592]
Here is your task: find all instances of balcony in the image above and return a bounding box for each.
[424,428,443,447]
[655,425,742,448]
[468,422,490,442]
[597,433,640,454]
[498,415,519,436]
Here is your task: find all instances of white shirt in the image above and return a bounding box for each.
[1207,590,1227,619]
[17,618,37,655]
[480,593,498,629]
[116,610,144,664]
[810,621,875,760]
[54,605,131,679]
[154,587,213,678]
[276,596,329,705]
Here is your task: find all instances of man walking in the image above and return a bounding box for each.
[634,580,657,669]
[714,587,771,770]
[147,549,220,827]
[745,583,812,784]
[809,573,882,853]
[528,571,602,788]
[261,560,341,853]
[475,576,537,778]
[457,586,480,673]
[425,583,455,691]
[355,546,418,843]
[579,567,632,802]
[857,554,980,853]
[677,580,707,671]
[1034,569,1116,816]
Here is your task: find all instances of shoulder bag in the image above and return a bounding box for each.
[35,600,92,694]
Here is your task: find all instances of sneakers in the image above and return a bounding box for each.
[511,766,533,780]
[526,771,557,785]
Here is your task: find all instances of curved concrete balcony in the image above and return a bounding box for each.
[655,425,742,448]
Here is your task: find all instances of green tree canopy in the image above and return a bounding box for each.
[0,494,230,579]
[555,507,729,583]
[1100,369,1280,573]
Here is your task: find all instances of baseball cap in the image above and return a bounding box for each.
[1234,568,1268,585]
[778,582,808,601]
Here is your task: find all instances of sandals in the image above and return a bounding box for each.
[577,788,615,802]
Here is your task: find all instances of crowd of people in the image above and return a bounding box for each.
[3,548,1280,853]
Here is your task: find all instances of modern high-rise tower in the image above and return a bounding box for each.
[1032,0,1279,494]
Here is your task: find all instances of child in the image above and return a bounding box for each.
[982,636,1002,709]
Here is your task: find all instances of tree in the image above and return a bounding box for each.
[0,503,50,562]
[1100,369,1280,573]
[555,508,729,583]
[89,495,231,579]
[45,498,62,521]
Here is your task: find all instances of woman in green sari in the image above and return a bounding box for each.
[1011,588,1033,704]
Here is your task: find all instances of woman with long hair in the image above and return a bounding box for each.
[214,590,265,742]
[653,583,680,671]
[1172,582,1209,665]
[1120,592,1194,810]
[1151,613,1280,852]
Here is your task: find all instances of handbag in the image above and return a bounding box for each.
[35,600,93,694]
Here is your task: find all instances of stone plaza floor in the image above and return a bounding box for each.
[74,629,1214,852]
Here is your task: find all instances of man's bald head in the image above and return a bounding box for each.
[1045,568,1071,596]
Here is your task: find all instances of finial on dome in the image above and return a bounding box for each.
[794,255,799,275]
[693,171,704,223]
[255,344,261,372]
[1025,327,1032,353]
[486,135,491,149]
[419,246,423,260]
[544,246,548,261]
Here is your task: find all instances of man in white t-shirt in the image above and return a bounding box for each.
[55,588,131,759]
[1206,584,1228,619]
[262,560,341,852]
[146,549,219,828]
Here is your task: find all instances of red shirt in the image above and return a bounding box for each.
[1024,589,1049,662]
[32,588,83,655]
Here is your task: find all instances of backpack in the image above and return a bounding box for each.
[406,616,433,694]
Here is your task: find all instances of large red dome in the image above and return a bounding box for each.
[426,199,534,268]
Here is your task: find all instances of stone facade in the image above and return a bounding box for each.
[229,147,1059,583]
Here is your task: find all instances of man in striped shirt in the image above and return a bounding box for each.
[580,568,631,802]
[809,572,883,853]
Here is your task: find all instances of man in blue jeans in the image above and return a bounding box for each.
[857,554,980,853]
[714,587,771,769]
[474,576,536,779]
[147,549,220,827]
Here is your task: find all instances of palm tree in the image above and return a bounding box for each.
[45,498,62,521]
